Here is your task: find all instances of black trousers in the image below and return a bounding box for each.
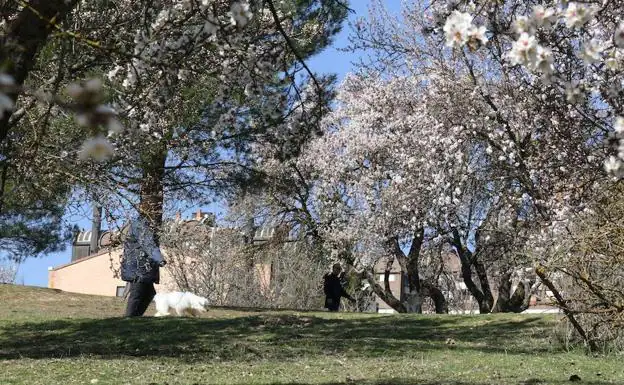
[125,281,156,317]
[325,296,341,312]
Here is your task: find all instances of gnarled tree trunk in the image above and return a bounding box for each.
[492,271,535,313]
[451,228,494,314]
[363,230,448,314]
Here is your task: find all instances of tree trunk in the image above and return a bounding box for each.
[0,0,80,143]
[404,293,423,313]
[473,259,494,312]
[457,251,492,314]
[508,280,531,313]
[422,281,448,314]
[404,228,424,313]
[451,228,493,314]
[363,267,407,313]
[493,271,534,313]
[369,232,447,314]
[138,146,167,238]
[90,204,102,254]
[492,271,511,313]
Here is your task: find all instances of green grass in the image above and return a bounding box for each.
[0,284,621,385]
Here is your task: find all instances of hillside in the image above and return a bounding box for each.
[0,284,622,385]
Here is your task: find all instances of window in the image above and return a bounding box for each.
[116,285,126,297]
[378,274,396,282]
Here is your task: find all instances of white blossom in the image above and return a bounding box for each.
[229,2,253,27]
[106,65,124,81]
[203,17,219,36]
[605,50,621,71]
[614,22,624,48]
[580,40,603,64]
[531,5,556,29]
[200,0,212,11]
[565,83,583,104]
[0,73,13,87]
[0,93,13,119]
[151,10,170,31]
[508,33,538,67]
[615,116,624,135]
[468,26,488,48]
[603,156,620,173]
[79,137,114,161]
[180,0,192,11]
[535,46,554,74]
[513,16,532,35]
[66,78,103,104]
[443,11,477,49]
[106,116,124,134]
[564,3,595,29]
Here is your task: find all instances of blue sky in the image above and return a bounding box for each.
[14,0,401,287]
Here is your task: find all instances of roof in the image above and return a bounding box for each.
[50,247,122,271]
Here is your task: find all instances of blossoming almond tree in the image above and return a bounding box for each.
[299,74,472,313]
[429,0,623,348]
[345,0,621,341]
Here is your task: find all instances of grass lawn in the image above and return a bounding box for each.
[0,284,621,385]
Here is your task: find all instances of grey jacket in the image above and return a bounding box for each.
[120,217,164,284]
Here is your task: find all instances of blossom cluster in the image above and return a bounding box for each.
[0,72,122,162]
[442,10,487,50]
[77,1,261,162]
[296,74,473,265]
[439,1,624,176]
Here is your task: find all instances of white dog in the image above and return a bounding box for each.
[153,291,210,317]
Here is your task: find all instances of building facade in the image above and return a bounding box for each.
[48,210,272,298]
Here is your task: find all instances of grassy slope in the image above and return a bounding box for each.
[0,284,621,385]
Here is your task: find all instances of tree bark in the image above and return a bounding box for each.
[493,271,534,313]
[473,258,494,312]
[451,228,493,313]
[508,279,532,313]
[405,228,424,313]
[422,281,448,314]
[138,146,167,239]
[364,267,407,313]
[492,272,511,313]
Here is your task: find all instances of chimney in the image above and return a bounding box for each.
[195,208,202,221]
[90,205,102,255]
[175,211,181,222]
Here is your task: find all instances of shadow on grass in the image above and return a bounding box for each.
[261,381,615,385]
[0,313,552,361]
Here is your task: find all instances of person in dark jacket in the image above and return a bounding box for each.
[323,263,355,311]
[120,216,167,317]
